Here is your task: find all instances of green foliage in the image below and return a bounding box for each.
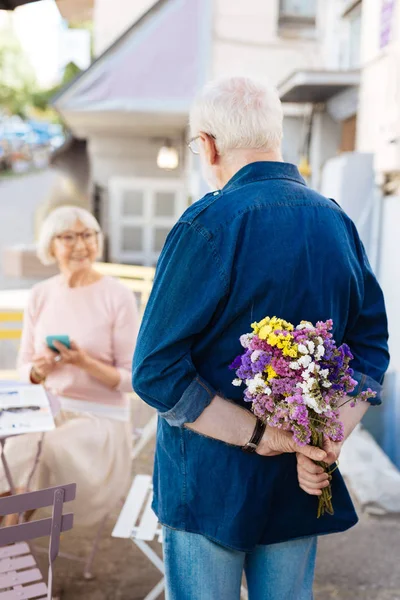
[0,30,37,117]
[31,61,81,112]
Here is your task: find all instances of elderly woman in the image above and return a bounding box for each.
[2,205,139,526]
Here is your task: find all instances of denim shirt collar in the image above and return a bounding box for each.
[222,161,306,194]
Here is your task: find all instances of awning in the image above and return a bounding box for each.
[53,0,212,137]
[278,69,360,103]
[0,0,40,8]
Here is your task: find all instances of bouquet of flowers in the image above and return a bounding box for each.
[230,316,376,517]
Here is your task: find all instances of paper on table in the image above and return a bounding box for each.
[0,385,55,436]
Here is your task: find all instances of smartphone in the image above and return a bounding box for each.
[46,335,71,353]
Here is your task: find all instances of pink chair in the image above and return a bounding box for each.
[0,484,76,600]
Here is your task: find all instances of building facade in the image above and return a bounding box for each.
[55,0,331,266]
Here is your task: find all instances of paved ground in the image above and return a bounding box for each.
[30,399,400,600]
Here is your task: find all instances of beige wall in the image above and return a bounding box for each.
[212,0,323,85]
[93,0,155,56]
[88,135,185,187]
[356,0,400,173]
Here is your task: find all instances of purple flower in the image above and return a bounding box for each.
[229,355,243,371]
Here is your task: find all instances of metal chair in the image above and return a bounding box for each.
[0,483,76,600]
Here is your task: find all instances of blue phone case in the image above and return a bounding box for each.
[46,335,71,352]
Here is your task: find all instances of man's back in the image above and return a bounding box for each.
[133,161,388,551]
[181,162,370,404]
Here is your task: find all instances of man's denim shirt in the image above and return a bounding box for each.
[133,162,389,552]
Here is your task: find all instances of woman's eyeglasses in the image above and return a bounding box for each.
[55,231,98,247]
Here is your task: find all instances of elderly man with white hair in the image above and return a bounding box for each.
[133,77,389,599]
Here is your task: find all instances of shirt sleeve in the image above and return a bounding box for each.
[17,289,37,382]
[113,286,140,393]
[132,222,229,426]
[344,237,390,405]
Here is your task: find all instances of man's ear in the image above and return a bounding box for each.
[200,133,218,165]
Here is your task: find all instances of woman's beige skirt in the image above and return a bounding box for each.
[0,410,132,527]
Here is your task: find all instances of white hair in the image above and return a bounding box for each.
[190,76,283,155]
[37,205,104,266]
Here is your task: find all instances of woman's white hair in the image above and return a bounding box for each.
[190,76,283,155]
[37,205,104,266]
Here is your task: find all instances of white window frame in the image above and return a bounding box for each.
[278,0,317,27]
[108,177,187,266]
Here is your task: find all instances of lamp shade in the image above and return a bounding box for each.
[157,145,179,170]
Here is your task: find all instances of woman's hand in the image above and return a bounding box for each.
[53,340,121,388]
[31,349,58,382]
[296,437,343,496]
[52,340,90,369]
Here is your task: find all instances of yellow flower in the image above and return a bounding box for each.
[259,325,273,340]
[252,315,295,337]
[265,365,278,380]
[266,333,279,346]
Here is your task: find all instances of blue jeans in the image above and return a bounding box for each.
[163,527,317,600]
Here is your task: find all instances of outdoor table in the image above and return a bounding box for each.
[0,380,56,497]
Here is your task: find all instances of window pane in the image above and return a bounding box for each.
[280,0,317,18]
[122,227,143,252]
[348,8,361,68]
[122,190,144,217]
[154,192,176,217]
[153,227,171,252]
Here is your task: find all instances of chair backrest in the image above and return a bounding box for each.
[112,474,161,543]
[0,312,23,341]
[0,484,76,600]
[94,262,155,314]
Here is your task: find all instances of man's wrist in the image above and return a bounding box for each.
[256,426,274,456]
[242,418,266,453]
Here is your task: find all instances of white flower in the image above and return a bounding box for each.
[240,334,253,348]
[298,344,309,355]
[302,371,311,380]
[289,361,301,370]
[246,373,268,395]
[251,350,262,363]
[317,337,323,345]
[296,322,314,331]
[298,355,312,368]
[303,395,324,414]
[297,378,315,392]
[307,362,317,374]
[264,387,272,396]
[322,381,332,388]
[307,341,315,354]
[315,345,325,359]
[320,369,329,379]
[232,378,242,387]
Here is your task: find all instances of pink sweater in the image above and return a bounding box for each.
[18,275,139,408]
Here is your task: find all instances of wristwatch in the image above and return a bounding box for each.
[242,418,266,454]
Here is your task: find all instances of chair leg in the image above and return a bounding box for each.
[83,516,108,580]
[133,540,165,600]
[143,578,165,600]
[131,414,158,460]
[133,539,165,573]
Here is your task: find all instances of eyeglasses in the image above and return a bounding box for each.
[55,231,98,247]
[187,134,216,155]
